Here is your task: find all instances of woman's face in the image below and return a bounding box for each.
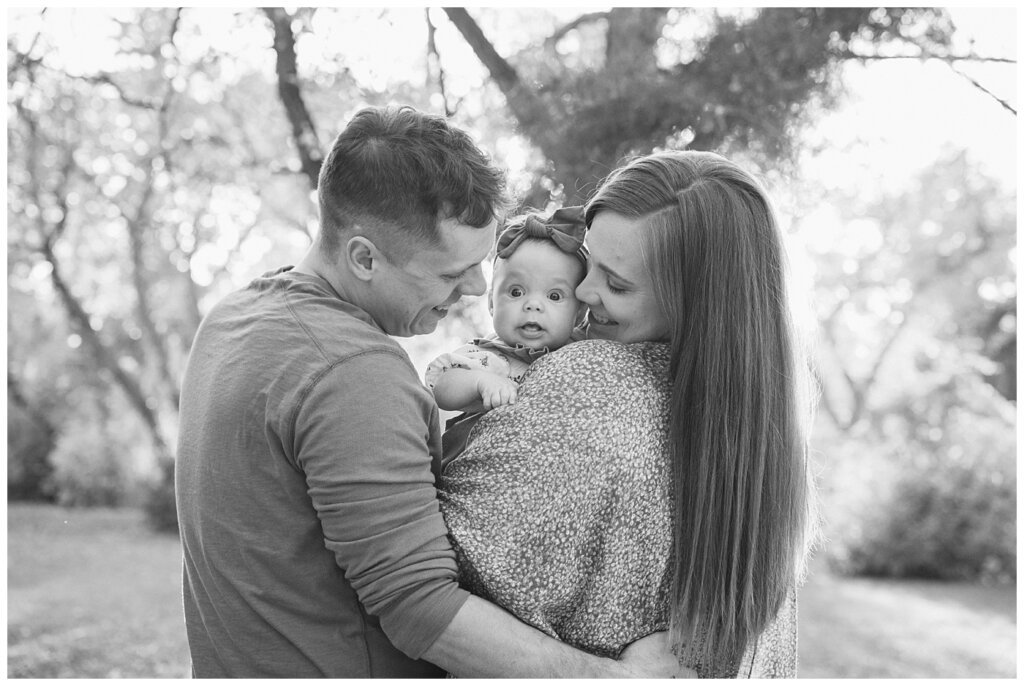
[575,211,670,343]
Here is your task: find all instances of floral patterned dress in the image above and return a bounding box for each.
[437,339,797,677]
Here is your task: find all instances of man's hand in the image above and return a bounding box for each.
[476,374,518,410]
[618,632,696,678]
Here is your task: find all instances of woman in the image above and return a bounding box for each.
[438,150,817,677]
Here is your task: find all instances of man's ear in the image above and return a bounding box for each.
[345,235,380,282]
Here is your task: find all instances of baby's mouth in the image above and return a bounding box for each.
[519,322,545,335]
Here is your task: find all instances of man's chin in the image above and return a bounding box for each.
[409,322,440,337]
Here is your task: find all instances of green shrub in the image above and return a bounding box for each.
[7,402,57,502]
[46,421,136,507]
[143,459,179,533]
[824,383,1015,583]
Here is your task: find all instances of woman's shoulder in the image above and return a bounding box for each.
[547,338,670,371]
[524,339,671,391]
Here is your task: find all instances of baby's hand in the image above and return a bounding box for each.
[476,375,518,410]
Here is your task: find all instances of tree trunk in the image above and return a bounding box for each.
[43,239,170,458]
[442,8,561,160]
[605,8,665,75]
[264,7,323,188]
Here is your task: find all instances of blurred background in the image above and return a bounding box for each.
[6,6,1016,678]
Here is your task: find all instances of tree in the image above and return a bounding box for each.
[7,8,319,525]
[807,148,1015,432]
[439,7,964,204]
[800,148,1016,581]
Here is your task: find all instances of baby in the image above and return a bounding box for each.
[425,206,589,463]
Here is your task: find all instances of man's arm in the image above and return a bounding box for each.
[423,595,691,678]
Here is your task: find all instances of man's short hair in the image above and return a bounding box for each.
[316,105,509,263]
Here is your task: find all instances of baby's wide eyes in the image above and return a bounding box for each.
[508,286,525,297]
[548,291,563,302]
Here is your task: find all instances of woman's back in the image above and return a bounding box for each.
[438,339,797,677]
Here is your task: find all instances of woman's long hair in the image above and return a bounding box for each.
[585,150,818,673]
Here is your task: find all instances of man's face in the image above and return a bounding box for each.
[373,216,495,337]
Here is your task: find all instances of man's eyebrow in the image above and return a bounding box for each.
[595,260,634,286]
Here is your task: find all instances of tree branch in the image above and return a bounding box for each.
[545,11,609,48]
[442,8,558,156]
[8,370,57,438]
[14,59,172,459]
[425,8,452,116]
[838,49,1015,64]
[837,45,1015,114]
[124,11,185,411]
[42,237,169,457]
[263,7,323,189]
[947,62,1016,115]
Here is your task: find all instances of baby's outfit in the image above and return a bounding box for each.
[425,333,555,467]
[425,333,553,389]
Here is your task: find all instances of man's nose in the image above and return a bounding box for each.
[460,265,486,297]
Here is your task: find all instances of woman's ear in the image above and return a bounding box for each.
[345,235,380,282]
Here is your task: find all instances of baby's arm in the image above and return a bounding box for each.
[425,344,518,413]
[433,369,518,413]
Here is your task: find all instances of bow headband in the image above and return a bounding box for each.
[494,205,589,269]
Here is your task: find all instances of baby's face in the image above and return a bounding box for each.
[490,240,584,351]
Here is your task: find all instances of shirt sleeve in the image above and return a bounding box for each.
[293,349,470,658]
[424,344,513,389]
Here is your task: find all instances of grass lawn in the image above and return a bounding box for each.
[798,557,1016,678]
[7,504,189,678]
[6,503,1017,678]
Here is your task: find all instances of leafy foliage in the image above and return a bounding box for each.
[805,148,1016,582]
[7,400,56,501]
[451,7,956,203]
[47,415,137,507]
[8,8,318,523]
[821,374,1015,582]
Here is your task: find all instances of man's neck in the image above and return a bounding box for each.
[293,248,348,299]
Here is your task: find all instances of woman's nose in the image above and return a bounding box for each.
[575,270,596,305]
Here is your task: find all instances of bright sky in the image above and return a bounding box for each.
[801,7,1016,195]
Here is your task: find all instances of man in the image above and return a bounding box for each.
[176,105,684,677]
